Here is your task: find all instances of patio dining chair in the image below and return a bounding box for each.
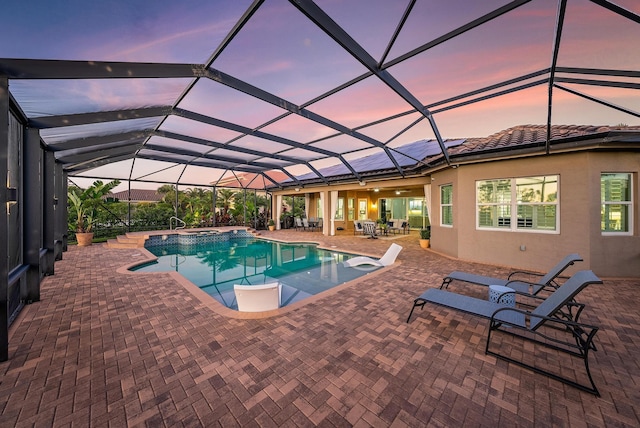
[406,270,603,395]
[362,221,378,239]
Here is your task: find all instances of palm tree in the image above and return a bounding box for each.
[216,189,236,216]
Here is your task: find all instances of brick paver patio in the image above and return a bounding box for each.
[1,230,639,427]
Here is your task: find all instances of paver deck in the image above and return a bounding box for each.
[1,230,639,427]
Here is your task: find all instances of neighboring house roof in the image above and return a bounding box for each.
[107,189,164,203]
[214,171,290,188]
[283,124,640,188]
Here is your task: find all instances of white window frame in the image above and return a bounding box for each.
[334,197,345,220]
[476,175,560,234]
[440,184,453,227]
[601,173,633,236]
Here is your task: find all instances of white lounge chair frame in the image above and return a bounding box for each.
[343,243,402,268]
[234,282,282,312]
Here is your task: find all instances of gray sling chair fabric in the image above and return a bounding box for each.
[406,270,603,395]
[440,253,583,296]
[362,221,378,239]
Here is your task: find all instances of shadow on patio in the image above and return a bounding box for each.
[1,230,639,426]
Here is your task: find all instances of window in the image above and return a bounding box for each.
[477,175,558,232]
[335,198,344,220]
[440,184,453,226]
[316,199,323,218]
[348,198,354,220]
[601,173,632,234]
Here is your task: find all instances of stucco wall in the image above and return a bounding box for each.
[431,151,640,278]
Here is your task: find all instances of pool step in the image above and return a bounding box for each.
[106,234,147,249]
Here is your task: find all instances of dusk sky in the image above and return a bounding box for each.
[2,0,638,190]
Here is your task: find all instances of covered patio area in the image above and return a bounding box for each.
[1,231,639,426]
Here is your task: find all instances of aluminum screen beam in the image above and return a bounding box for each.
[546,0,568,154]
[154,130,326,183]
[143,143,283,170]
[556,67,640,78]
[55,140,144,160]
[29,107,171,129]
[156,130,301,166]
[202,68,400,176]
[172,108,336,159]
[382,0,532,69]
[136,152,272,174]
[589,0,640,24]
[65,153,138,174]
[47,130,151,151]
[554,77,640,90]
[431,79,548,115]
[0,58,204,80]
[555,84,640,119]
[57,144,140,165]
[290,0,450,165]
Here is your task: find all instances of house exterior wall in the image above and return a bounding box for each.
[431,151,640,278]
[271,177,429,234]
[586,152,639,277]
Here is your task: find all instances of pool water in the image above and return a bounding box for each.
[132,237,377,310]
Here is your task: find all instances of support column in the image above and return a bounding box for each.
[24,127,42,303]
[0,77,9,361]
[43,150,56,275]
[53,162,64,261]
[212,187,217,226]
[61,170,68,252]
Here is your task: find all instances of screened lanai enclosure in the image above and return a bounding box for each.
[1,0,638,359]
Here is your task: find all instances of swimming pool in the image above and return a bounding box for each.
[132,236,378,310]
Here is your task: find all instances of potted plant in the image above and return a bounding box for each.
[68,179,120,246]
[268,219,276,231]
[419,228,431,249]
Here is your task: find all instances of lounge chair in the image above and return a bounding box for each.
[234,282,281,312]
[407,270,603,395]
[354,220,364,235]
[295,217,305,230]
[302,218,310,230]
[343,243,402,268]
[441,253,583,296]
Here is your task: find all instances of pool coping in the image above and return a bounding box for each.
[116,235,400,319]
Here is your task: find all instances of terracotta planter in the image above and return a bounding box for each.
[76,232,94,246]
[419,239,430,249]
[268,226,275,231]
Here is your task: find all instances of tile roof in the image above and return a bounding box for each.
[442,124,640,159]
[108,189,164,202]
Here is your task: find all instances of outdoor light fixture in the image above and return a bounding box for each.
[7,187,17,203]
[374,188,379,192]
[295,187,300,192]
[6,171,17,205]
[359,181,366,186]
[395,190,401,195]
